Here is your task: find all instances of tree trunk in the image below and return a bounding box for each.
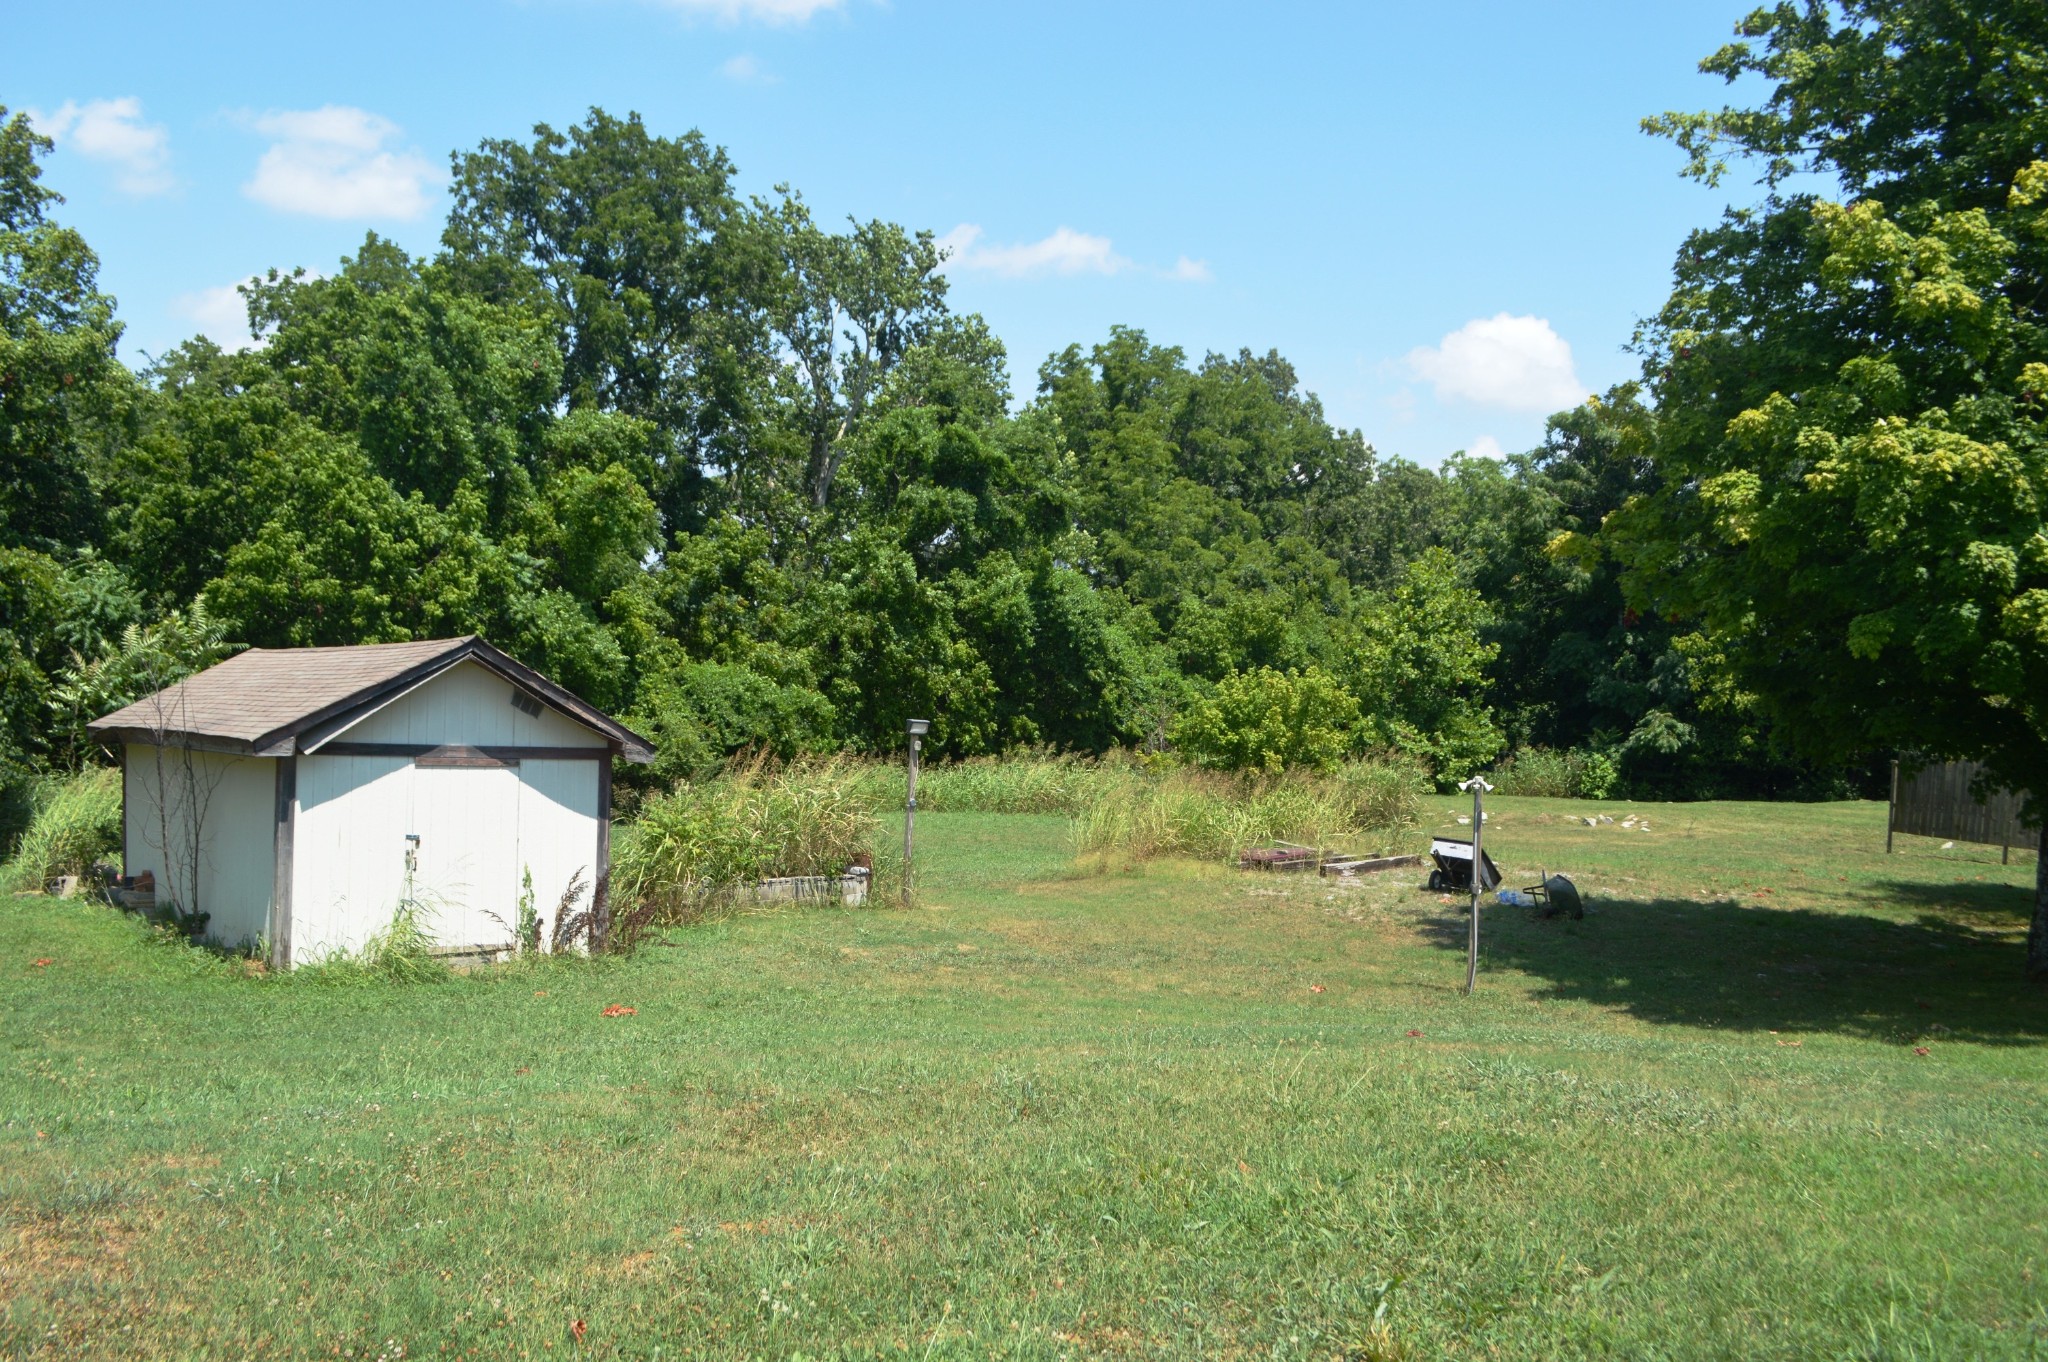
[2030,845,2048,985]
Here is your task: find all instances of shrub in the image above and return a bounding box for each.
[614,755,879,921]
[1,766,122,893]
[1488,747,1619,799]
[1172,667,1362,774]
[631,661,838,786]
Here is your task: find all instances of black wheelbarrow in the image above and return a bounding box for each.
[1427,836,1500,893]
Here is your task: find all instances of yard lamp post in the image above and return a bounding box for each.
[1459,775,1493,995]
[904,719,929,905]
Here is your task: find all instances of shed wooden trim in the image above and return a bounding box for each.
[319,743,611,762]
[270,756,295,970]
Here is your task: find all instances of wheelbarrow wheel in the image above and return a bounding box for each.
[1427,870,1445,892]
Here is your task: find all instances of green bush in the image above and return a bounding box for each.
[1,765,122,893]
[1488,747,1619,799]
[614,755,879,921]
[1172,667,1362,774]
[630,661,839,786]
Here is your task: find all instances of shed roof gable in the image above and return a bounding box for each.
[88,636,653,763]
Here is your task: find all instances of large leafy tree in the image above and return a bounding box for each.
[443,109,766,536]
[1605,0,2048,977]
[0,109,140,831]
[757,191,950,512]
[0,107,131,554]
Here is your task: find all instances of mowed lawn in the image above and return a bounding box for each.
[3,798,2045,1360]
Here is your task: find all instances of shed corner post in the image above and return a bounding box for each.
[596,755,614,951]
[270,754,297,971]
[1886,759,1899,855]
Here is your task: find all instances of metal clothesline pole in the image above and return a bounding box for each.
[903,719,929,906]
[1460,776,1493,995]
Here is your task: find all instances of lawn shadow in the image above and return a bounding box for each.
[1420,887,2048,1045]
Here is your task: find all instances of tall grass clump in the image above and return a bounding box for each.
[615,755,879,921]
[1488,747,1618,799]
[1,766,122,893]
[836,748,1134,816]
[1073,758,1427,864]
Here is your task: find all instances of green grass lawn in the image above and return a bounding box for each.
[4,797,2045,1360]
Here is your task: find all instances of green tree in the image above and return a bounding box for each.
[443,109,765,536]
[0,107,132,553]
[1342,547,1504,780]
[1172,666,1361,774]
[1608,0,2048,977]
[757,191,951,511]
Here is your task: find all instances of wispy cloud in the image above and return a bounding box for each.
[241,106,439,220]
[719,53,778,82]
[1465,435,1508,460]
[171,280,260,351]
[28,97,174,195]
[1406,313,1586,413]
[937,224,1211,283]
[938,224,1127,278]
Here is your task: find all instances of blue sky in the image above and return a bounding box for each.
[5,0,1762,465]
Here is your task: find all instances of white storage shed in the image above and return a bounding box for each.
[88,637,654,967]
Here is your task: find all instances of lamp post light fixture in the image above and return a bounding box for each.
[1459,775,1494,994]
[904,719,930,904]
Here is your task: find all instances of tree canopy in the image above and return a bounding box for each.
[3,61,1981,902]
[1608,0,2048,975]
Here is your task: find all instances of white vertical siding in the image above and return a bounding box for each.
[292,754,412,962]
[121,744,275,951]
[326,661,609,748]
[410,764,522,948]
[518,759,601,947]
[290,753,599,962]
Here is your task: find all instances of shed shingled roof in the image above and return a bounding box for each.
[87,636,654,762]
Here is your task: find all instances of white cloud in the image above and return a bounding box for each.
[719,53,776,82]
[938,224,1127,278]
[172,280,260,351]
[241,106,439,219]
[938,224,1211,283]
[1466,435,1507,460]
[647,0,842,21]
[29,97,173,195]
[1406,313,1586,413]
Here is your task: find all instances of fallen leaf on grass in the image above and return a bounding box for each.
[601,1005,637,1018]
[1309,984,1326,994]
[32,958,52,967]
[1406,1029,1424,1038]
[571,1318,587,1343]
[1237,1160,1253,1175]
[515,1066,532,1075]
[1913,1046,1930,1056]
[1775,1039,1802,1048]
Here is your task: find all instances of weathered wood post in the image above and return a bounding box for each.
[1887,759,1899,854]
[903,719,929,905]
[1460,775,1493,995]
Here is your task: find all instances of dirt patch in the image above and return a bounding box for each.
[0,1207,157,1291]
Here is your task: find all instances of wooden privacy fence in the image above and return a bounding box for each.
[1887,759,2039,862]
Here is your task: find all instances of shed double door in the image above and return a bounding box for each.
[409,764,522,950]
